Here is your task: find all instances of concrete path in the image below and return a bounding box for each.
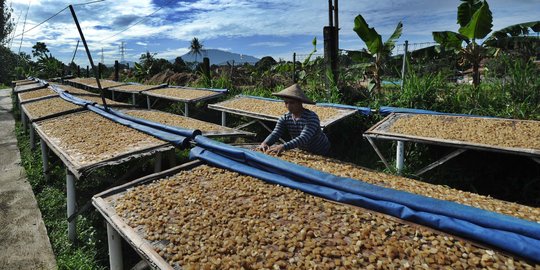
[0,88,57,269]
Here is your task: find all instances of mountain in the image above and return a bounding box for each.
[179,49,260,65]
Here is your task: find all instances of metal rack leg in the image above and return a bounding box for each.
[221,112,227,126]
[365,137,392,171]
[66,169,77,242]
[132,93,136,105]
[154,152,162,173]
[146,96,151,109]
[29,126,35,150]
[41,139,50,182]
[107,223,124,270]
[184,102,189,117]
[396,141,405,174]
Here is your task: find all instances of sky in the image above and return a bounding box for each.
[5,0,540,66]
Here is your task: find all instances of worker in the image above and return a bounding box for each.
[259,84,330,155]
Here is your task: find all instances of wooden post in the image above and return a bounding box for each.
[114,60,119,81]
[400,40,408,91]
[323,26,338,92]
[203,57,210,81]
[292,52,297,83]
[86,65,89,77]
[77,65,81,77]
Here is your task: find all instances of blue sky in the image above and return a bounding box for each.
[6,0,540,65]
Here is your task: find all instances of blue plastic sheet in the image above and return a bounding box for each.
[170,85,228,93]
[238,94,281,102]
[378,106,486,117]
[191,136,540,262]
[240,95,372,115]
[53,84,192,147]
[86,106,190,148]
[98,106,202,138]
[316,103,372,116]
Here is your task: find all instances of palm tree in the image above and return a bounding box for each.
[189,37,203,63]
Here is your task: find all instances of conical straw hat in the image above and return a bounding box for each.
[272,84,315,104]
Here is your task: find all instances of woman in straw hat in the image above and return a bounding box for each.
[259,84,330,155]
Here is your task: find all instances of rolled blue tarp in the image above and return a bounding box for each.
[191,136,540,262]
[98,106,202,138]
[54,84,192,148]
[170,85,228,93]
[316,103,372,116]
[239,95,372,115]
[57,90,94,107]
[378,106,486,117]
[86,106,190,148]
[379,106,443,116]
[239,94,281,102]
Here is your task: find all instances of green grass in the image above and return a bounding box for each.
[13,119,107,270]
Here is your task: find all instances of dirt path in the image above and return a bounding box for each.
[0,88,56,269]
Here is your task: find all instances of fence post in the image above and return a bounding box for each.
[400,40,408,91]
[324,26,338,97]
[114,60,119,81]
[292,52,296,83]
[86,65,89,77]
[77,65,81,77]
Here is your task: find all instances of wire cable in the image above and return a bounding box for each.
[13,6,68,39]
[11,0,104,39]
[98,0,175,42]
[73,0,105,6]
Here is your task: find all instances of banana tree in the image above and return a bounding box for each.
[433,0,539,87]
[351,15,403,92]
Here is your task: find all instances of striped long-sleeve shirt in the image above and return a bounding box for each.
[263,109,330,155]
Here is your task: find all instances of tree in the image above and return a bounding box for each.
[0,0,14,45]
[32,42,50,58]
[189,37,203,63]
[351,15,403,92]
[255,56,277,71]
[433,0,539,87]
[172,56,188,72]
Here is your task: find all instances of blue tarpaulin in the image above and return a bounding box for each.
[190,136,540,263]
[239,95,372,115]
[86,106,190,148]
[170,85,228,93]
[95,106,201,138]
[378,106,487,117]
[54,86,191,148]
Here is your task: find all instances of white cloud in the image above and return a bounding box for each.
[249,41,288,47]
[7,0,540,65]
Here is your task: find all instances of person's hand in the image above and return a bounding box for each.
[258,142,269,152]
[267,144,285,155]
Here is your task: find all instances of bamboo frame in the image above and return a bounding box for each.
[33,111,174,178]
[92,159,528,269]
[141,87,226,103]
[364,113,540,158]
[118,109,255,138]
[13,83,47,94]
[208,96,358,128]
